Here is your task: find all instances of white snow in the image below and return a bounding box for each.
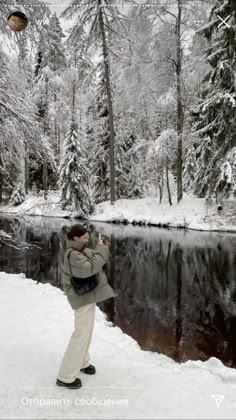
[1,271,236,419]
[0,229,12,239]
[90,195,236,233]
[0,191,235,232]
[0,191,73,218]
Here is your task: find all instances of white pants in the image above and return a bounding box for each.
[57,303,96,383]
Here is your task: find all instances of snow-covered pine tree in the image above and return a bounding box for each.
[191,137,212,197]
[66,28,92,87]
[110,41,146,201]
[0,46,49,204]
[17,31,31,79]
[115,122,144,199]
[126,143,146,199]
[215,146,236,200]
[59,83,94,215]
[32,14,67,193]
[183,144,197,192]
[62,0,128,204]
[84,99,99,194]
[192,0,236,198]
[0,156,19,204]
[33,13,66,141]
[88,60,110,204]
[124,6,154,141]
[115,127,131,200]
[42,13,66,71]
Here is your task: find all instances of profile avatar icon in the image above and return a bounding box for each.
[7,11,28,32]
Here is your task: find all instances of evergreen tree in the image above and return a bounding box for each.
[192,0,236,198]
[34,14,66,135]
[84,61,111,204]
[115,124,144,199]
[32,14,67,192]
[0,47,49,203]
[183,144,197,192]
[115,128,131,199]
[93,61,110,203]
[42,13,66,71]
[215,147,236,199]
[62,0,126,204]
[17,31,31,78]
[59,107,94,215]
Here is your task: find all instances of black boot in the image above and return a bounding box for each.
[56,378,82,389]
[80,364,96,375]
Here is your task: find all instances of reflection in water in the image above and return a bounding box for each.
[0,216,236,368]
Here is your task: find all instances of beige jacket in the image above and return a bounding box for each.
[62,239,118,309]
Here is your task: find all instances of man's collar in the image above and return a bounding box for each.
[66,239,87,252]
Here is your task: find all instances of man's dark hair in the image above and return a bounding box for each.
[67,224,88,240]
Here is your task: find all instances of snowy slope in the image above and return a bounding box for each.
[1,272,236,419]
[0,192,73,218]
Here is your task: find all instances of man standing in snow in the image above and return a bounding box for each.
[56,224,117,389]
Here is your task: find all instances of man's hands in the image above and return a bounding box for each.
[97,233,105,245]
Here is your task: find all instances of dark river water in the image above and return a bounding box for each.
[1,215,236,368]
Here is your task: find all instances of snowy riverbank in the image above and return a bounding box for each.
[0,191,73,219]
[90,195,236,232]
[0,191,235,232]
[1,271,236,419]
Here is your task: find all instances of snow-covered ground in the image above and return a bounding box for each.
[90,195,236,232]
[0,192,73,219]
[1,272,236,419]
[0,191,235,232]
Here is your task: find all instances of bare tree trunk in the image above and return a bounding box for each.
[24,146,29,194]
[159,183,162,204]
[166,162,172,206]
[43,161,47,199]
[176,0,183,203]
[159,162,164,204]
[72,77,76,111]
[57,123,61,160]
[0,168,2,204]
[99,3,116,204]
[0,151,3,203]
[43,75,48,199]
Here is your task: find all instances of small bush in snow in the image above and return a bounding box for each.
[10,184,25,206]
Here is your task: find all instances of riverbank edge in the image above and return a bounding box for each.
[0,210,236,234]
[89,217,236,233]
[0,193,235,234]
